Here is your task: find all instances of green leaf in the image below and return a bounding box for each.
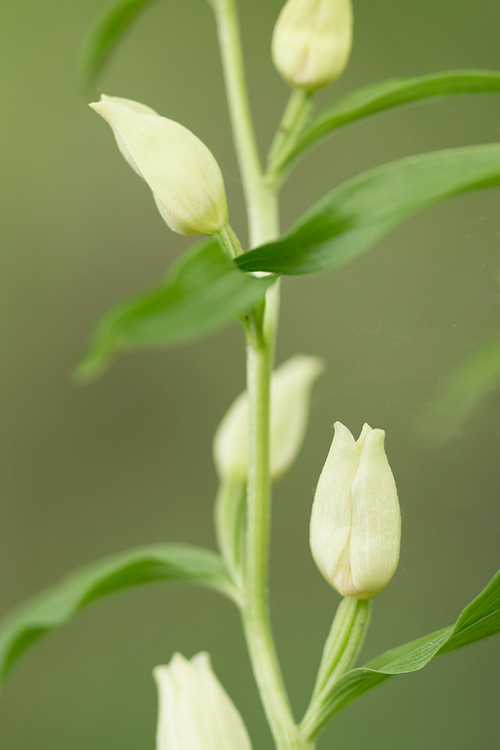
[80,0,161,90]
[238,144,500,276]
[301,568,500,738]
[77,239,274,382]
[281,70,500,170]
[0,544,239,690]
[79,0,217,90]
[416,338,500,444]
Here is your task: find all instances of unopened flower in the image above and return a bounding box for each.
[272,0,353,90]
[90,95,228,237]
[213,355,324,480]
[310,422,400,599]
[154,652,252,750]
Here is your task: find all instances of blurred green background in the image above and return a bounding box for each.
[1,0,499,747]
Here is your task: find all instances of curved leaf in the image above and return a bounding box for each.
[280,70,500,170]
[77,239,274,382]
[80,0,162,89]
[0,543,239,690]
[416,338,500,444]
[238,144,500,276]
[301,568,500,738]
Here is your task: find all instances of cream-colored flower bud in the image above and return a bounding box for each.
[154,652,252,750]
[272,0,353,90]
[214,355,324,480]
[310,422,400,599]
[90,95,228,237]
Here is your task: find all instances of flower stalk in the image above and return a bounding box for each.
[300,598,371,740]
[267,89,313,182]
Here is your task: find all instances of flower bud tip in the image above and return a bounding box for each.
[272,0,353,91]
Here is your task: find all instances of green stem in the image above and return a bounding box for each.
[267,89,312,183]
[213,3,308,747]
[215,223,244,259]
[244,324,308,750]
[213,0,276,246]
[300,599,372,740]
[311,597,370,701]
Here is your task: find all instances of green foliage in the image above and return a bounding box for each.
[416,338,500,443]
[302,568,500,738]
[76,239,274,382]
[80,0,217,90]
[0,544,238,690]
[278,70,500,171]
[80,0,162,89]
[238,144,500,276]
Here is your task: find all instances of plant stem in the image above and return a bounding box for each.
[214,0,276,246]
[267,89,312,183]
[214,3,309,747]
[244,322,309,750]
[216,223,244,259]
[300,599,372,741]
[311,598,371,702]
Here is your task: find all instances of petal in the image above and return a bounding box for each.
[193,653,252,750]
[355,422,372,451]
[154,653,252,750]
[91,96,228,236]
[310,421,359,587]
[100,94,159,116]
[269,354,325,478]
[213,389,249,480]
[350,429,401,598]
[213,354,323,480]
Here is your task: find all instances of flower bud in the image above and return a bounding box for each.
[154,652,252,750]
[214,355,324,480]
[310,422,400,599]
[90,95,228,237]
[272,0,353,90]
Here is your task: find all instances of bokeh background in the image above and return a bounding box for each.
[1,0,500,747]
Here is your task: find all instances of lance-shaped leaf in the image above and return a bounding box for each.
[416,338,500,444]
[80,0,216,89]
[301,567,500,739]
[0,543,239,691]
[238,144,500,276]
[278,70,500,171]
[80,0,162,89]
[77,239,275,382]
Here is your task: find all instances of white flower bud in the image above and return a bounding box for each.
[310,422,400,599]
[154,652,252,750]
[90,95,228,237]
[272,0,353,90]
[214,355,324,480]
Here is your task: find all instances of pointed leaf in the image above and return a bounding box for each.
[238,144,500,276]
[80,0,161,89]
[80,0,217,89]
[281,70,500,169]
[77,239,275,382]
[302,568,500,738]
[0,544,239,691]
[416,338,500,444]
